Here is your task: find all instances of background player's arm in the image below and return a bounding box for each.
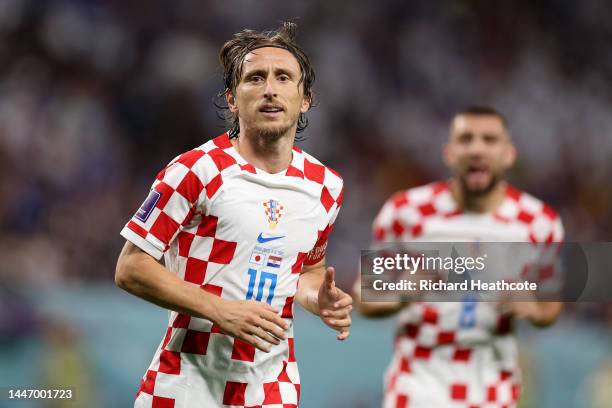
[296,259,353,340]
[115,241,288,352]
[501,301,563,327]
[352,276,405,318]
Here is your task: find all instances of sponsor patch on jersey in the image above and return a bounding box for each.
[135,189,161,222]
[263,199,284,229]
[267,255,282,268]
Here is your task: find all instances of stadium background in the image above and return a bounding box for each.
[0,0,611,407]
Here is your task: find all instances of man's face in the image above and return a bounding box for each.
[227,46,310,139]
[444,114,516,195]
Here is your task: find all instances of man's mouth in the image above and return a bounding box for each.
[259,104,284,113]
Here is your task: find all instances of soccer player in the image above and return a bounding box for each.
[115,23,351,408]
[354,107,564,408]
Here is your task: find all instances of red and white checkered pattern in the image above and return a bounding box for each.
[122,133,343,407]
[374,181,563,408]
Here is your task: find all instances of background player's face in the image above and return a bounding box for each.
[227,47,310,139]
[444,114,516,195]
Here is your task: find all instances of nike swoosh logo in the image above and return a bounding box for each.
[257,233,285,243]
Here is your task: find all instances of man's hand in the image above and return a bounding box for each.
[317,267,353,340]
[212,299,289,353]
[498,301,562,327]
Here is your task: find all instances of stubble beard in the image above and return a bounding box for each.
[459,172,501,199]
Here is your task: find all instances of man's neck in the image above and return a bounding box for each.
[450,179,507,213]
[231,128,295,174]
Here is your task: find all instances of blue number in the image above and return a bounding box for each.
[246,268,278,304]
[459,297,478,328]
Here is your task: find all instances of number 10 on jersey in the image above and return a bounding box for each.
[246,269,278,304]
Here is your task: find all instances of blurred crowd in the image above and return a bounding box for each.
[0,0,611,288]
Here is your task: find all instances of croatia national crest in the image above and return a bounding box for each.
[263,199,284,229]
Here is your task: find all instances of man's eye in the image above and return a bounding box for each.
[278,75,290,82]
[249,75,264,82]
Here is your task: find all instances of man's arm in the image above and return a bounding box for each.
[500,301,563,327]
[352,276,405,318]
[115,241,288,352]
[295,259,353,340]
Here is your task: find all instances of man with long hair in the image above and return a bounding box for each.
[116,22,351,407]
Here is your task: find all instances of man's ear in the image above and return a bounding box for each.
[300,94,311,113]
[503,143,517,168]
[227,90,238,113]
[442,143,454,167]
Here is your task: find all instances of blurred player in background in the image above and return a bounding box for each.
[354,107,563,407]
[115,22,351,408]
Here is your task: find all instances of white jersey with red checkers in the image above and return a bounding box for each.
[372,181,563,408]
[120,133,343,408]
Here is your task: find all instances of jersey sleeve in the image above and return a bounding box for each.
[304,182,344,266]
[120,149,208,259]
[371,191,410,247]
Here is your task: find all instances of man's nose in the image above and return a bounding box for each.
[467,137,487,156]
[263,78,278,98]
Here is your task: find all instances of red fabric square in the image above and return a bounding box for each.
[405,324,419,339]
[140,370,157,395]
[411,224,423,237]
[278,361,291,382]
[161,327,172,349]
[209,148,237,171]
[542,204,557,220]
[414,345,431,359]
[181,330,210,355]
[517,210,534,224]
[487,386,497,402]
[320,186,335,212]
[172,313,190,328]
[154,182,174,210]
[453,348,472,362]
[392,220,405,237]
[177,232,195,257]
[150,211,180,245]
[240,163,257,173]
[396,394,409,408]
[202,284,223,297]
[392,193,409,208]
[285,165,304,178]
[205,174,223,199]
[291,252,307,273]
[418,203,436,217]
[152,396,175,408]
[512,383,521,400]
[176,170,204,203]
[288,338,296,362]
[303,159,325,184]
[506,185,521,201]
[422,307,438,324]
[262,382,282,404]
[184,258,208,285]
[128,220,148,238]
[282,296,294,319]
[209,239,237,264]
[196,215,218,237]
[231,338,256,362]
[158,350,181,375]
[450,384,467,400]
[437,331,455,344]
[399,357,411,373]
[176,149,205,169]
[223,382,247,405]
[213,133,232,149]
